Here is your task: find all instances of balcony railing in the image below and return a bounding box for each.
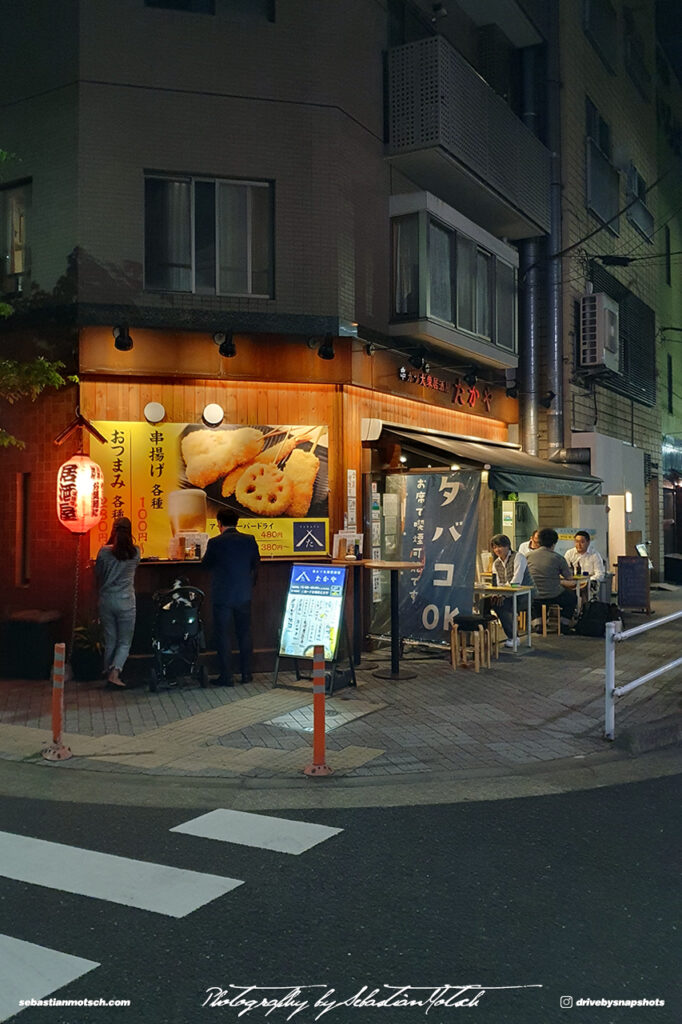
[386,36,551,238]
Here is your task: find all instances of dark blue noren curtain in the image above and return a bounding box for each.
[398,470,481,643]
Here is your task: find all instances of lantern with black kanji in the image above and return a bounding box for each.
[56,454,104,534]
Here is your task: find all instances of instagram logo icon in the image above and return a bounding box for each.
[560,996,573,1009]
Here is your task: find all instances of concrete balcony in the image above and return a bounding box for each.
[386,36,551,239]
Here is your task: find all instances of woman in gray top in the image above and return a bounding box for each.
[94,517,140,689]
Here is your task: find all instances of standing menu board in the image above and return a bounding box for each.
[279,564,347,661]
[617,555,651,613]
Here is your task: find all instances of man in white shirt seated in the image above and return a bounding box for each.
[564,530,605,593]
[489,534,534,648]
[518,530,540,558]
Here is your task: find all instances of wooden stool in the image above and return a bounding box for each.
[450,614,496,671]
[450,624,486,672]
[541,603,561,636]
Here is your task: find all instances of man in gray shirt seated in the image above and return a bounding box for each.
[526,527,577,630]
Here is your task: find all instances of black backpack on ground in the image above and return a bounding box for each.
[573,600,623,638]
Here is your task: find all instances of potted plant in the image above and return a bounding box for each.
[70,622,104,682]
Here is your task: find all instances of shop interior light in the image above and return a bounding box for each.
[113,325,133,352]
[202,403,225,426]
[625,491,633,513]
[540,390,556,409]
[450,464,460,471]
[144,402,166,424]
[317,334,335,360]
[399,455,407,464]
[213,331,236,358]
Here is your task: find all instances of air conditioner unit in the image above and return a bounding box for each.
[580,292,620,373]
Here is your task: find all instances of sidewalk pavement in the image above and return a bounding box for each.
[0,590,681,791]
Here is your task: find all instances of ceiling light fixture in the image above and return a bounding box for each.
[113,325,133,352]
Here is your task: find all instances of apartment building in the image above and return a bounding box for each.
[0,0,672,658]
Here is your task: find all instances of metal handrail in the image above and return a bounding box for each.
[604,610,682,739]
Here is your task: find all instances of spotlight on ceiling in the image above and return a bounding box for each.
[317,333,335,360]
[213,331,236,358]
[540,390,557,409]
[505,382,519,399]
[463,369,477,387]
[113,325,133,352]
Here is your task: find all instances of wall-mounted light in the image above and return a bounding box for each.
[625,490,633,513]
[113,325,133,352]
[213,331,236,358]
[144,402,166,424]
[365,342,377,356]
[399,455,407,464]
[463,369,477,387]
[202,403,225,427]
[317,334,335,360]
[540,390,556,409]
[505,382,519,399]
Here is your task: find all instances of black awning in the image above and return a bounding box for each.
[385,428,602,496]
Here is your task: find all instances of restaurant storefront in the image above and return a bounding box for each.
[0,324,600,673]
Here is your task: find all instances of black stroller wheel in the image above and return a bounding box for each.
[149,667,158,693]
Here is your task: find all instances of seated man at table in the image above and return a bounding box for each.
[526,527,577,631]
[518,530,541,557]
[564,530,605,595]
[489,533,534,648]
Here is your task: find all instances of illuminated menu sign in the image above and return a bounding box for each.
[279,564,347,661]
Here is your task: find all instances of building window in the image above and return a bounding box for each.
[144,175,273,296]
[623,8,652,102]
[0,181,30,295]
[625,164,653,241]
[391,210,517,353]
[583,0,617,73]
[668,354,674,414]
[145,0,215,12]
[585,98,620,233]
[665,225,672,285]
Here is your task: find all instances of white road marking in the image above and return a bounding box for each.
[0,830,243,918]
[170,808,342,855]
[0,934,98,1023]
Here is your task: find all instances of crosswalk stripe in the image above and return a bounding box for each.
[170,809,343,855]
[0,831,243,918]
[0,934,99,1023]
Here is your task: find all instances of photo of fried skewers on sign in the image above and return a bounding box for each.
[178,424,329,519]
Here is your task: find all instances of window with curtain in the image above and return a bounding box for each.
[392,215,420,316]
[144,174,273,296]
[428,220,454,322]
[0,181,30,292]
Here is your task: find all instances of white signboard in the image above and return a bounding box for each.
[279,564,347,661]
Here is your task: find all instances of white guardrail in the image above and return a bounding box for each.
[604,610,682,740]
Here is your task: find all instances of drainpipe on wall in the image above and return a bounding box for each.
[545,0,564,454]
[518,44,541,456]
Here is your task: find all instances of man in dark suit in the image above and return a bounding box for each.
[201,507,260,686]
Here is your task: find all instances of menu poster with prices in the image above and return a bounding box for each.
[279,564,347,661]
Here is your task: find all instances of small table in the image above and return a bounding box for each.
[363,560,420,679]
[474,584,534,650]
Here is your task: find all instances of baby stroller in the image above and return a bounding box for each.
[149,577,208,691]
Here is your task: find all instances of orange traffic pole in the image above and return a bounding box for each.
[42,643,73,761]
[303,644,333,777]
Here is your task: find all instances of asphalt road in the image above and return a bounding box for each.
[0,774,679,1024]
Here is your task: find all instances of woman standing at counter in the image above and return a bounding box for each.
[95,517,140,689]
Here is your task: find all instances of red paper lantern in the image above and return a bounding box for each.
[57,454,104,534]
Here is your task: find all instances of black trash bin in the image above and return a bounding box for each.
[0,610,63,679]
